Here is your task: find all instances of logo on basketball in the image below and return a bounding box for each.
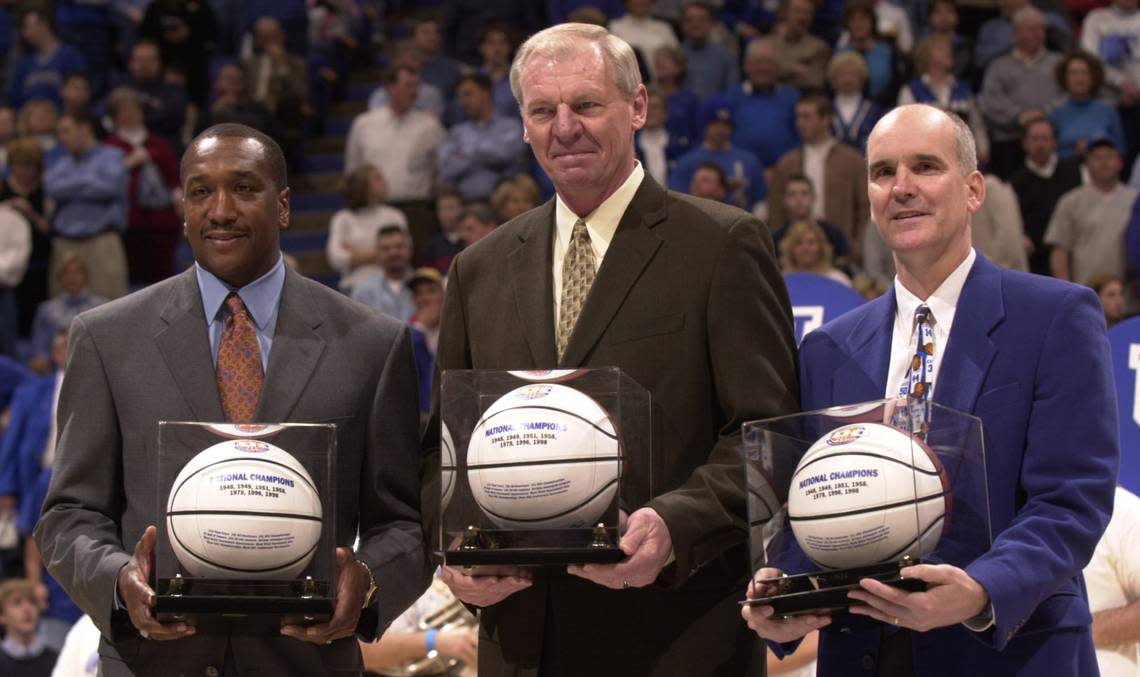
[234,440,270,453]
[826,424,866,446]
[514,385,553,401]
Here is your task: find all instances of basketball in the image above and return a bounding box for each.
[507,369,587,383]
[787,423,949,570]
[440,422,456,511]
[166,439,323,579]
[204,423,285,439]
[466,384,620,529]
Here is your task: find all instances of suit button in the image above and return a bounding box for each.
[861,655,875,670]
[205,667,219,677]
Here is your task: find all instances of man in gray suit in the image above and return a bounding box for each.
[34,124,428,676]
[428,23,800,676]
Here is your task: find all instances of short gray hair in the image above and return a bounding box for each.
[1011,6,1045,28]
[509,23,642,106]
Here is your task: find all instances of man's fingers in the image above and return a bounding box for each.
[899,563,952,584]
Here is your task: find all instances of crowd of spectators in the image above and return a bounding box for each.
[2,0,1140,674]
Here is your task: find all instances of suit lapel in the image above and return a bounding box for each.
[833,291,895,404]
[560,177,666,367]
[507,202,558,367]
[934,254,1003,414]
[257,269,326,422]
[154,268,225,421]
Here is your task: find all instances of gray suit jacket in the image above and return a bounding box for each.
[34,266,429,676]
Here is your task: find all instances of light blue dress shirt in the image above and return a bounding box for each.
[195,255,285,372]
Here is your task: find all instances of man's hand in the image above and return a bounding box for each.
[741,568,831,643]
[847,563,988,631]
[439,565,532,607]
[436,626,479,666]
[281,548,369,644]
[566,507,672,589]
[118,526,196,641]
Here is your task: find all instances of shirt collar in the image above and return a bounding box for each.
[196,255,286,331]
[1025,154,1058,178]
[555,161,644,244]
[2,635,46,659]
[893,248,976,328]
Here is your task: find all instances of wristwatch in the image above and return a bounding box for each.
[356,559,377,609]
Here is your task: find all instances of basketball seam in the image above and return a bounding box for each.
[167,510,322,521]
[465,455,622,470]
[472,405,618,441]
[166,515,320,574]
[788,491,949,522]
[476,477,620,524]
[879,514,947,563]
[791,450,943,481]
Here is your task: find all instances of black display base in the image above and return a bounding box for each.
[154,577,333,635]
[441,525,625,572]
[444,545,625,570]
[740,558,927,617]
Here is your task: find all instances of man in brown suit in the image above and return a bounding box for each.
[426,22,800,677]
[767,93,870,262]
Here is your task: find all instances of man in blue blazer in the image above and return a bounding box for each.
[744,104,1119,676]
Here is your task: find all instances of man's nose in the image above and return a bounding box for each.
[207,189,238,223]
[552,104,581,141]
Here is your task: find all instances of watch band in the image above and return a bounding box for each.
[355,558,377,609]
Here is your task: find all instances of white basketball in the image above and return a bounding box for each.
[166,439,323,579]
[507,370,586,383]
[204,423,285,439]
[787,423,949,570]
[440,423,456,511]
[466,384,620,529]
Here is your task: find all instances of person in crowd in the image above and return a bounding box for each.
[770,174,853,270]
[431,22,798,675]
[367,41,446,119]
[900,34,991,164]
[746,103,1117,677]
[836,0,906,105]
[1084,485,1140,676]
[971,172,1031,270]
[1047,137,1138,283]
[138,0,218,108]
[27,255,105,375]
[327,164,409,293]
[1048,52,1127,159]
[407,267,445,415]
[1,138,52,346]
[670,100,767,211]
[34,123,428,676]
[17,100,61,160]
[242,17,309,164]
[198,62,278,135]
[723,38,801,172]
[49,614,99,677]
[351,225,416,322]
[421,189,465,274]
[42,108,128,301]
[0,107,16,171]
[1080,0,1140,169]
[490,175,541,223]
[1086,273,1127,328]
[59,74,94,123]
[828,52,884,154]
[0,204,29,359]
[768,93,869,261]
[439,74,527,202]
[123,39,189,152]
[978,7,1064,180]
[924,0,974,82]
[346,65,445,252]
[688,161,730,202]
[779,219,853,285]
[680,2,740,97]
[458,202,497,246]
[54,0,115,98]
[477,23,520,120]
[0,578,58,677]
[609,0,679,80]
[636,87,681,187]
[409,12,464,103]
[772,0,832,92]
[650,46,701,162]
[6,9,86,109]
[975,0,1073,73]
[104,88,182,287]
[1009,116,1083,275]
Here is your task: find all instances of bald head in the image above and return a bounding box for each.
[869,105,977,175]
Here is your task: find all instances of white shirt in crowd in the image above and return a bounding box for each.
[608,13,679,80]
[1084,486,1140,677]
[802,138,835,221]
[325,204,409,291]
[345,107,445,202]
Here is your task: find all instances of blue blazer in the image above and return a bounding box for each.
[794,253,1118,676]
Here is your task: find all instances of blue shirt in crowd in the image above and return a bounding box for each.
[723,82,800,167]
[438,115,527,201]
[1048,98,1126,160]
[351,274,415,324]
[682,42,740,99]
[6,44,88,108]
[43,144,127,239]
[669,145,768,207]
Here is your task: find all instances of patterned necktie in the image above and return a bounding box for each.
[895,304,935,438]
[557,218,597,360]
[216,293,264,423]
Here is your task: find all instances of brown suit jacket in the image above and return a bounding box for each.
[766,141,870,258]
[425,176,800,676]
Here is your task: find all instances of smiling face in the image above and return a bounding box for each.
[182,135,288,287]
[519,43,646,211]
[867,106,982,268]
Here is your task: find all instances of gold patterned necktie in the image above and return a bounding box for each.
[216,293,264,422]
[558,218,596,360]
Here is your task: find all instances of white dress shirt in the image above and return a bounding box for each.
[884,248,976,400]
[552,162,645,327]
[344,107,445,202]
